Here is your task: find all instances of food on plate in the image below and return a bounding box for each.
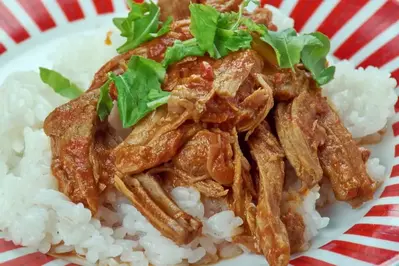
[0,1,397,266]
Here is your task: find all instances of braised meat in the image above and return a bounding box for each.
[318,98,377,207]
[275,91,326,188]
[115,173,202,245]
[44,90,101,213]
[173,129,235,185]
[248,123,290,266]
[112,107,196,175]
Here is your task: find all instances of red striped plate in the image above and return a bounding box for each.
[0,0,398,265]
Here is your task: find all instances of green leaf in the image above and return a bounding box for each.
[96,80,113,121]
[218,12,239,30]
[109,56,170,128]
[214,29,252,58]
[39,67,83,99]
[189,3,220,58]
[150,16,173,38]
[260,28,322,70]
[162,39,205,67]
[301,32,335,85]
[241,17,267,35]
[115,1,171,54]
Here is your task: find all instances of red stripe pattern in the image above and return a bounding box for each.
[56,0,85,22]
[0,43,6,55]
[334,0,399,60]
[346,224,399,242]
[0,240,20,253]
[17,0,56,31]
[358,35,399,69]
[92,0,114,14]
[321,240,399,265]
[365,204,399,217]
[0,1,30,43]
[380,184,399,198]
[290,256,334,266]
[316,0,368,39]
[391,164,399,178]
[4,252,54,266]
[391,69,399,84]
[290,0,323,32]
[395,144,399,158]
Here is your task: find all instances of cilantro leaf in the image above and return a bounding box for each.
[97,80,113,121]
[301,32,335,85]
[114,1,171,54]
[189,4,220,58]
[214,29,252,58]
[109,56,170,128]
[260,28,322,70]
[162,39,205,67]
[39,67,83,99]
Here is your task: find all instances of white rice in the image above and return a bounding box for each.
[265,4,295,31]
[322,60,397,138]
[0,10,395,266]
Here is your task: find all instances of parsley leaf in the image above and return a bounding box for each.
[39,67,83,99]
[114,1,171,54]
[109,56,170,128]
[260,28,322,70]
[162,39,205,67]
[301,32,335,85]
[189,4,220,58]
[214,29,252,58]
[97,80,113,121]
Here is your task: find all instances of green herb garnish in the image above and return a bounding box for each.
[162,39,205,67]
[109,56,170,128]
[39,67,83,99]
[97,80,113,121]
[113,1,172,54]
[301,32,336,85]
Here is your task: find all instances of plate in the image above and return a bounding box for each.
[0,0,398,265]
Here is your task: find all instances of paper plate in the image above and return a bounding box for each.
[0,0,398,265]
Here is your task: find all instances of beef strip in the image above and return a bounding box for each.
[318,96,377,207]
[264,67,311,101]
[248,123,290,266]
[115,173,202,245]
[275,91,327,188]
[44,90,101,213]
[112,106,199,175]
[173,129,235,185]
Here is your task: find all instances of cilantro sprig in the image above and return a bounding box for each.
[99,56,170,128]
[39,68,83,99]
[113,1,172,54]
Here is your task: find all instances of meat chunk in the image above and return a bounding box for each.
[212,50,263,97]
[159,0,196,20]
[248,123,290,266]
[115,173,202,245]
[112,107,198,175]
[44,90,100,213]
[246,7,277,31]
[275,91,327,188]
[173,129,235,185]
[318,98,377,207]
[264,68,311,101]
[162,170,229,198]
[167,50,273,134]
